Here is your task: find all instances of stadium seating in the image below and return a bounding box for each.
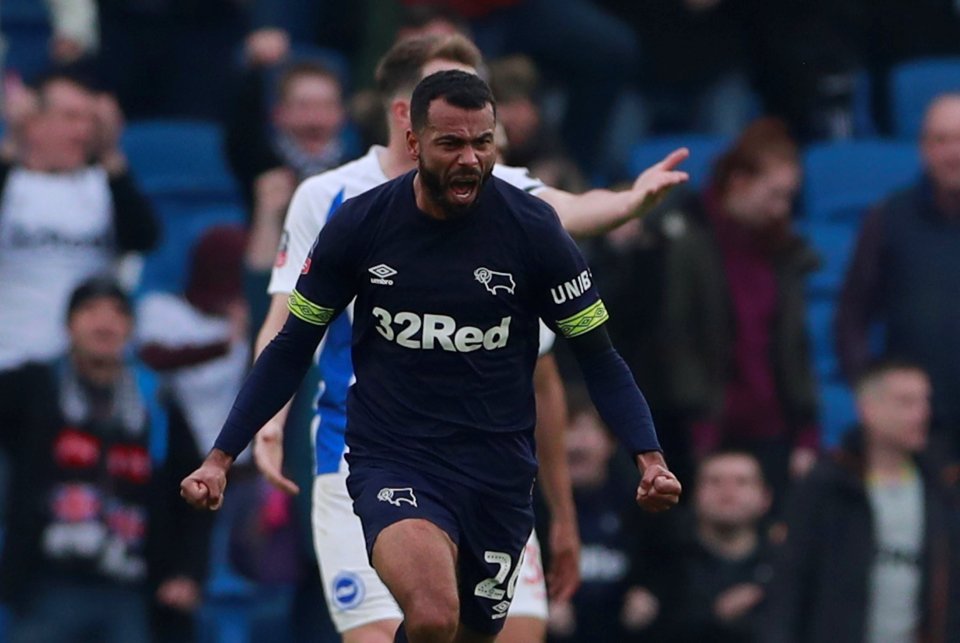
[627,134,731,189]
[805,295,840,379]
[819,380,858,448]
[136,200,245,295]
[1,0,52,81]
[890,57,960,139]
[122,120,241,202]
[798,220,859,297]
[802,140,920,222]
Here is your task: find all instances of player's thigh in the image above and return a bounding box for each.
[312,473,402,635]
[455,496,535,638]
[345,462,461,618]
[372,517,459,617]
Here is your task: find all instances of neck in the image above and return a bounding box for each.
[697,521,758,561]
[379,126,417,179]
[71,351,123,388]
[412,173,447,220]
[22,149,54,172]
[865,443,912,480]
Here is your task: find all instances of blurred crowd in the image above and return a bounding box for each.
[0,0,959,642]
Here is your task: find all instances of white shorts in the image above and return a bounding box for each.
[311,470,548,633]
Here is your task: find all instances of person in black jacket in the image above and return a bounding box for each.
[0,278,210,643]
[837,94,960,460]
[763,359,960,643]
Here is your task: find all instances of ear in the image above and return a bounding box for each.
[406,129,419,161]
[391,98,410,130]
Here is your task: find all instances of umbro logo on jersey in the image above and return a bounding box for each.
[474,267,516,295]
[377,487,417,507]
[369,264,397,285]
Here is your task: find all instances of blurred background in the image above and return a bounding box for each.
[0,0,958,641]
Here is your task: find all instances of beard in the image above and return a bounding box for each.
[417,158,491,219]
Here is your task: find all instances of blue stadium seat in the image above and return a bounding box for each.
[1,0,52,81]
[627,134,730,188]
[890,58,960,139]
[819,380,857,448]
[122,120,240,201]
[806,296,839,379]
[137,199,245,295]
[798,220,859,297]
[802,140,920,222]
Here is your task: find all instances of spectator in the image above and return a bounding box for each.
[745,0,867,140]
[402,0,639,175]
[46,0,100,66]
[547,388,654,643]
[764,360,960,643]
[0,277,210,643]
[837,93,960,458]
[489,54,584,191]
[244,0,363,69]
[662,450,774,643]
[136,226,251,458]
[96,0,245,119]
[224,60,353,328]
[660,118,819,501]
[0,72,157,375]
[226,59,352,212]
[600,0,754,137]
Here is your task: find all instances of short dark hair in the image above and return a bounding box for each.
[854,357,928,395]
[712,117,799,194]
[32,71,98,110]
[696,448,767,487]
[67,276,132,321]
[277,60,342,103]
[375,34,482,103]
[410,70,495,133]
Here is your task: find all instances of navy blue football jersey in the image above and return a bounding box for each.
[289,171,609,500]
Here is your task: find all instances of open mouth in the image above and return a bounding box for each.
[448,175,480,203]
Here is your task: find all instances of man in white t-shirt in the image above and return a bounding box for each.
[764,360,960,643]
[0,73,157,372]
[251,34,688,643]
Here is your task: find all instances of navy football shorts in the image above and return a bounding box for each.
[345,459,535,635]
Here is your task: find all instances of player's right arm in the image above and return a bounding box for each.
[181,197,360,511]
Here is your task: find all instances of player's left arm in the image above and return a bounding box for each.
[565,325,681,512]
[537,148,689,238]
[534,207,681,511]
[533,353,581,601]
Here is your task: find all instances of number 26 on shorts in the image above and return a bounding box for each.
[474,550,524,602]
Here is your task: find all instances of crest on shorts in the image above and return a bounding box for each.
[377,487,417,507]
[474,267,516,295]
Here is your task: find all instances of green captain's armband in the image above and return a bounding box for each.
[288,290,335,326]
[556,299,609,338]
